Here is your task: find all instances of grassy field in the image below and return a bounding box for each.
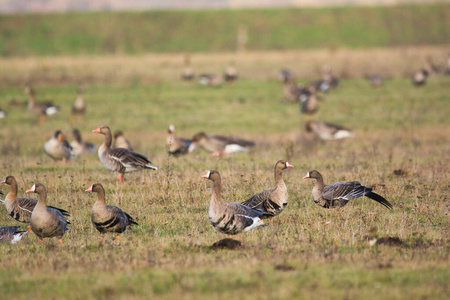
[1,4,449,56]
[0,47,449,299]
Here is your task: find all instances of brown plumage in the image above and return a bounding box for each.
[0,226,28,244]
[70,129,96,156]
[44,130,75,164]
[26,183,70,244]
[303,170,393,210]
[113,130,134,151]
[70,86,86,122]
[92,126,157,183]
[241,160,293,224]
[1,176,70,230]
[300,86,319,115]
[181,55,195,81]
[85,183,138,240]
[202,170,266,237]
[25,86,60,123]
[166,124,192,156]
[190,132,255,156]
[305,120,354,141]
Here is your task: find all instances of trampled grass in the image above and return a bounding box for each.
[0,48,449,299]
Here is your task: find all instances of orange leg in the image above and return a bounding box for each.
[116,235,120,240]
[61,158,66,165]
[117,174,124,183]
[101,236,105,241]
[28,224,33,233]
[228,235,232,239]
[39,238,43,244]
[270,218,273,225]
[58,239,63,244]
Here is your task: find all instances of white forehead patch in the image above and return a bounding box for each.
[205,170,211,178]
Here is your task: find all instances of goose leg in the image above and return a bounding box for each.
[39,114,45,123]
[101,236,105,242]
[270,218,273,225]
[39,238,43,244]
[58,238,62,244]
[61,158,66,165]
[28,224,33,233]
[117,174,124,183]
[116,235,120,241]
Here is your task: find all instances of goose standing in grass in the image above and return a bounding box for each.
[181,55,195,81]
[85,183,138,241]
[198,73,222,86]
[305,120,354,141]
[412,69,429,86]
[166,124,192,156]
[1,176,70,231]
[321,65,339,88]
[278,68,294,83]
[300,86,319,115]
[0,226,28,244]
[113,130,134,151]
[189,132,255,156]
[70,86,86,122]
[202,170,266,238]
[224,61,238,82]
[26,183,70,244]
[25,86,60,123]
[44,130,76,164]
[92,126,158,183]
[70,129,96,156]
[303,170,393,210]
[241,160,293,225]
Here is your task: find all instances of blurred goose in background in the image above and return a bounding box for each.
[303,170,393,210]
[445,53,450,75]
[412,69,429,86]
[25,86,60,123]
[181,55,195,81]
[70,129,96,156]
[424,55,440,76]
[0,226,28,244]
[44,130,76,164]
[300,86,319,115]
[1,176,70,231]
[198,73,222,86]
[224,61,238,82]
[321,65,339,88]
[282,78,305,103]
[166,124,192,156]
[202,170,266,238]
[70,86,86,122]
[189,132,255,156]
[113,130,133,151]
[85,183,138,241]
[278,68,294,83]
[0,108,7,119]
[305,120,354,141]
[26,183,70,244]
[241,160,293,225]
[92,126,158,183]
[366,74,383,87]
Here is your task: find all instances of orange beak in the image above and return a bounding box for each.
[92,128,101,133]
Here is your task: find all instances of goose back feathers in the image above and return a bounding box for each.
[190,132,255,156]
[0,226,28,244]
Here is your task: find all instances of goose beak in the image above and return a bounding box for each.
[58,135,64,142]
[188,142,197,153]
[85,186,93,192]
[26,184,36,193]
[303,172,310,179]
[92,128,101,133]
[286,162,294,168]
[201,171,210,179]
[0,179,6,185]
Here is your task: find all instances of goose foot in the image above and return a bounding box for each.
[58,239,62,244]
[117,174,124,183]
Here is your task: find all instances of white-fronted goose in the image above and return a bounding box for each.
[0,108,6,119]
[44,130,75,164]
[1,176,70,231]
[85,183,138,240]
[198,74,222,86]
[70,128,96,156]
[242,160,293,224]
[181,55,195,81]
[202,170,266,237]
[412,69,429,86]
[305,120,354,141]
[0,226,28,244]
[189,132,255,156]
[166,124,192,156]
[25,86,60,123]
[283,78,304,103]
[113,130,134,151]
[321,65,339,88]
[224,61,238,82]
[300,86,319,115]
[303,170,393,210]
[278,69,293,83]
[92,126,158,183]
[26,183,70,243]
[70,86,86,122]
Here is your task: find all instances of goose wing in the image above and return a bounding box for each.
[226,202,264,218]
[107,148,157,170]
[241,190,271,208]
[322,181,368,201]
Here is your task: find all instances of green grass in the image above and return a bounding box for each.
[0,4,450,56]
[0,49,449,299]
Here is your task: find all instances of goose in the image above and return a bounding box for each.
[92,126,158,183]
[44,130,76,164]
[321,65,339,88]
[202,170,266,237]
[113,130,134,151]
[70,129,96,156]
[303,170,393,210]
[166,124,192,156]
[189,132,255,156]
[366,74,383,88]
[224,61,238,82]
[300,86,319,115]
[181,55,195,81]
[198,73,222,86]
[305,120,354,141]
[85,183,138,240]
[412,69,429,86]
[1,175,70,231]
[278,69,293,83]
[0,226,28,244]
[26,183,70,244]
[70,86,86,122]
[241,160,293,224]
[0,108,6,119]
[25,86,60,123]
[445,53,450,75]
[282,78,305,103]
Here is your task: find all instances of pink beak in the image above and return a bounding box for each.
[303,173,309,179]
[286,162,294,168]
[25,188,34,193]
[85,186,93,192]
[92,128,101,133]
